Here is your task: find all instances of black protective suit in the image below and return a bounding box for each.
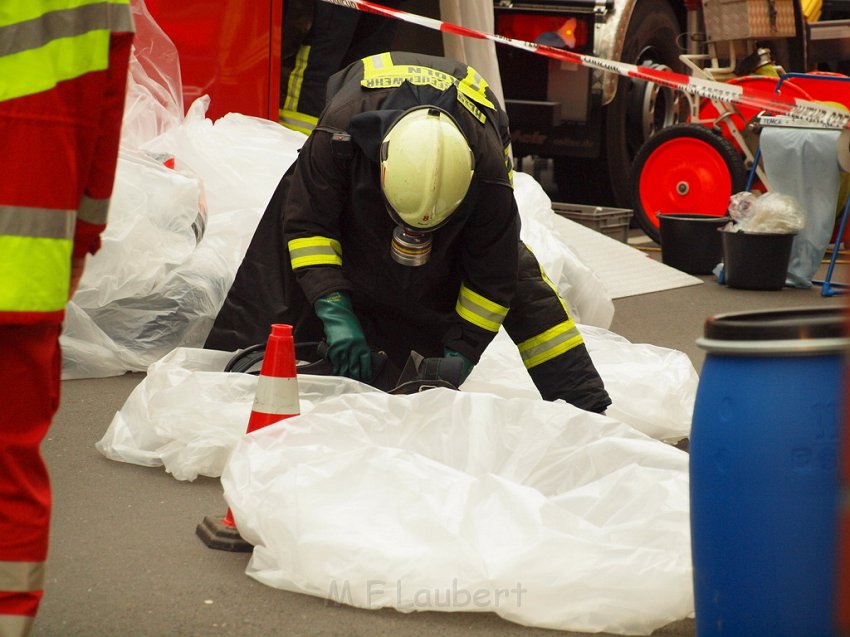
[207,52,611,413]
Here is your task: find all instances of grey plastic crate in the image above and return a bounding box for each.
[552,203,633,243]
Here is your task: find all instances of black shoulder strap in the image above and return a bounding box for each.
[313,125,353,161]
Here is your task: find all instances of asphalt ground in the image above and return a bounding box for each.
[35,236,847,637]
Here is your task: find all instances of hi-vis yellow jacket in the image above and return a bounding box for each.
[0,0,134,325]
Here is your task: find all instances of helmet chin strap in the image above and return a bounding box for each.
[390,225,432,266]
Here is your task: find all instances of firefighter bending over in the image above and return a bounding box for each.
[206,51,611,414]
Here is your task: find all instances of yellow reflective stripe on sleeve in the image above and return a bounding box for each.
[455,283,509,333]
[517,319,584,369]
[515,242,584,367]
[288,236,342,269]
[279,109,318,135]
[77,195,109,225]
[282,44,311,117]
[0,235,72,312]
[0,560,45,593]
[504,146,514,186]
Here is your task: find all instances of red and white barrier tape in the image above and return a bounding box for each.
[320,0,850,130]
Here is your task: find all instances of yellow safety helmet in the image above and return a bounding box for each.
[380,106,474,231]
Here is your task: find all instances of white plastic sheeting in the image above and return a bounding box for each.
[96,329,695,633]
[85,6,694,632]
[96,324,695,481]
[223,389,692,635]
[95,347,377,481]
[515,175,615,328]
[61,104,303,379]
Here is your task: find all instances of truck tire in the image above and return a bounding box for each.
[631,123,746,243]
[604,0,686,209]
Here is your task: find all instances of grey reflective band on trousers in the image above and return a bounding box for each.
[0,561,44,593]
[0,206,75,239]
[0,2,133,58]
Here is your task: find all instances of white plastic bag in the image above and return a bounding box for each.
[726,190,806,234]
[122,0,185,149]
[515,172,615,329]
[61,104,305,379]
[223,389,693,634]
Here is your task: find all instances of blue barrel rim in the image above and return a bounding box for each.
[701,306,846,342]
[697,335,850,355]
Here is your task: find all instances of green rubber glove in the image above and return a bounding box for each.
[314,291,372,381]
[443,348,474,383]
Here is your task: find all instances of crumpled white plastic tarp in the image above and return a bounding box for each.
[515,174,615,328]
[95,327,695,633]
[61,102,304,379]
[95,346,378,481]
[222,388,692,635]
[96,324,695,481]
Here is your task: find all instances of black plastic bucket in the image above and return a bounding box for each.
[722,230,795,290]
[658,214,728,275]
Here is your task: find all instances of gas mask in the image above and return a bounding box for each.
[391,225,432,266]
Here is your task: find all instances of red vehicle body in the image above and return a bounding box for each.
[144,0,283,121]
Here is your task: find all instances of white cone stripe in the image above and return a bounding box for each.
[252,376,300,415]
[320,0,850,130]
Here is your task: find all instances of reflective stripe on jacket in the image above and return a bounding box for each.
[0,0,133,321]
[0,1,134,102]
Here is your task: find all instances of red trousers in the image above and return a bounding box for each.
[0,324,61,632]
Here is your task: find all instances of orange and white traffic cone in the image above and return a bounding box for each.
[197,324,300,551]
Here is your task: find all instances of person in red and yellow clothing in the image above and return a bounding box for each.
[0,2,134,635]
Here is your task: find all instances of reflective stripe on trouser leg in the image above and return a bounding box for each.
[279,46,319,135]
[0,324,61,628]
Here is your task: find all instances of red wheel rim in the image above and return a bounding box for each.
[638,136,733,231]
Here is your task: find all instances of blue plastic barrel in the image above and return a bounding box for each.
[690,307,849,637]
